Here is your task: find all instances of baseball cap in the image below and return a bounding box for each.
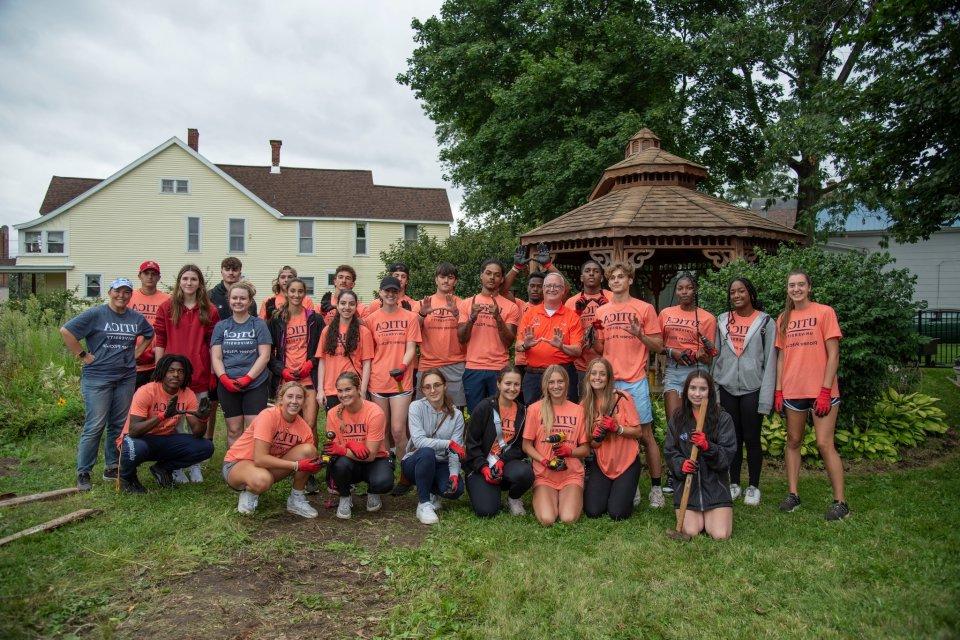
[379,276,402,291]
[139,260,161,274]
[109,277,134,291]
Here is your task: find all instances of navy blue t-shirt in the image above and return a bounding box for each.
[211,316,272,388]
[63,304,154,381]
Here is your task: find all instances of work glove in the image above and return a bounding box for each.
[400,299,412,311]
[592,424,607,442]
[163,395,179,420]
[481,465,501,485]
[491,458,504,480]
[690,431,709,452]
[194,396,211,420]
[679,349,696,366]
[774,390,784,413]
[323,442,348,457]
[235,375,253,389]
[298,360,314,379]
[534,243,553,270]
[600,416,617,433]
[444,474,460,497]
[219,374,241,393]
[513,245,528,270]
[389,364,407,382]
[681,458,698,474]
[281,368,298,382]
[553,442,574,458]
[320,291,335,314]
[574,296,589,315]
[448,441,466,458]
[545,456,567,472]
[814,387,834,417]
[296,457,325,474]
[346,440,370,460]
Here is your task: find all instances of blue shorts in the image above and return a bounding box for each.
[614,378,654,425]
[663,362,702,394]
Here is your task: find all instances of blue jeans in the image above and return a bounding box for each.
[463,368,499,413]
[77,375,136,473]
[119,433,214,479]
[400,448,464,504]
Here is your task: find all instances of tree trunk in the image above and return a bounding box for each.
[793,155,822,241]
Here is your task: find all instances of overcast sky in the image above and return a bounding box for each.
[0,0,460,254]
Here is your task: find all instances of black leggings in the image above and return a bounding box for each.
[583,457,642,520]
[466,460,534,517]
[719,387,763,488]
[327,456,395,495]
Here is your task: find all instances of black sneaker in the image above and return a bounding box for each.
[77,471,92,491]
[102,467,119,481]
[778,493,801,512]
[825,501,850,521]
[390,481,413,497]
[305,474,320,495]
[150,464,174,489]
[120,475,147,494]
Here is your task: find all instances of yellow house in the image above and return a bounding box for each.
[5,129,452,302]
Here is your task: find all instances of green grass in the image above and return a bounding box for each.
[921,368,960,427]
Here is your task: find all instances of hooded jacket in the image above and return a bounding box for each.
[664,409,737,511]
[465,396,527,475]
[268,309,323,389]
[712,311,778,414]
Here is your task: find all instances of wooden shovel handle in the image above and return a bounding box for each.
[674,404,708,533]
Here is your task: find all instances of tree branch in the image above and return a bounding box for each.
[836,0,878,85]
[820,176,848,195]
[739,64,769,136]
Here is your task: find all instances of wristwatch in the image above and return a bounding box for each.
[77,350,87,359]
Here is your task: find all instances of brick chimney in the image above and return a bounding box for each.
[187,128,199,152]
[270,140,282,174]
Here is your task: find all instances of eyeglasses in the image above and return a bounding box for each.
[543,284,564,290]
[422,383,446,391]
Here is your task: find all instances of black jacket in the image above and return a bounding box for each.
[209,281,257,321]
[465,396,527,475]
[664,410,737,511]
[267,309,323,389]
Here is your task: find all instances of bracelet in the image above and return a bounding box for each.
[617,426,624,436]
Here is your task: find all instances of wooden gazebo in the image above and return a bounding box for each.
[520,128,806,302]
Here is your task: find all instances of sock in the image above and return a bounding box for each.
[650,477,661,487]
[291,489,305,498]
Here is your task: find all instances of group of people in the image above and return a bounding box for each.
[60,248,850,540]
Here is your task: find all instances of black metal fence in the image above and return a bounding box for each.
[917,309,960,367]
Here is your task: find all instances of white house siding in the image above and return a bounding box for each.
[16,144,450,300]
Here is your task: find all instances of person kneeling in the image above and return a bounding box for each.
[222,381,323,517]
[325,372,395,519]
[664,371,737,539]
[401,369,466,525]
[118,355,214,493]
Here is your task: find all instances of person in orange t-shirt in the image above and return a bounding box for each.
[267,279,322,431]
[116,355,213,493]
[366,276,422,457]
[512,271,545,376]
[522,365,590,526]
[516,272,584,404]
[129,260,170,388]
[259,265,315,320]
[580,358,643,520]
[564,259,613,389]
[774,270,848,521]
[222,381,322,518]
[458,259,520,412]
[318,265,368,322]
[324,372,395,518]
[316,289,373,410]
[416,262,467,407]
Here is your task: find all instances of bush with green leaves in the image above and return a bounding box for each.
[699,244,922,425]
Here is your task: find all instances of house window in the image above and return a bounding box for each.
[298,220,313,254]
[404,224,419,244]
[85,274,102,299]
[46,231,65,254]
[187,217,201,252]
[228,218,245,253]
[355,222,367,255]
[300,277,315,296]
[24,231,41,253]
[327,270,336,286]
[161,179,189,194]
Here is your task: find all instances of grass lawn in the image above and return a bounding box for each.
[1,371,958,639]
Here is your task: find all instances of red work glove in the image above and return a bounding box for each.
[541,456,555,471]
[219,374,240,393]
[774,390,784,413]
[690,431,710,452]
[814,387,834,417]
[553,442,574,458]
[296,457,324,474]
[448,441,466,458]
[445,474,460,496]
[491,458,504,479]
[481,465,501,485]
[600,415,617,433]
[324,442,348,457]
[592,424,606,441]
[235,375,253,389]
[346,440,370,460]
[389,364,407,382]
[281,368,297,382]
[681,458,698,474]
[298,360,314,379]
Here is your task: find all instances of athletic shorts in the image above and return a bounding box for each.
[784,397,841,412]
[663,362,702,394]
[370,390,413,400]
[221,460,239,484]
[614,378,654,424]
[218,382,270,418]
[416,362,466,406]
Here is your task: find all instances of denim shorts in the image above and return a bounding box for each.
[614,378,654,424]
[663,362,702,394]
[221,460,239,484]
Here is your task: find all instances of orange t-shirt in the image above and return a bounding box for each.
[523,399,587,490]
[583,390,641,479]
[595,298,661,382]
[283,311,310,383]
[516,303,585,368]
[325,293,367,324]
[315,323,375,397]
[775,302,842,399]
[326,400,388,458]
[260,294,315,319]
[365,307,422,393]
[116,382,198,446]
[489,402,518,457]
[658,305,717,354]
[457,294,521,370]
[363,295,421,318]
[223,405,315,463]
[419,293,466,368]
[728,310,761,356]
[513,299,529,366]
[564,290,612,372]
[129,290,170,372]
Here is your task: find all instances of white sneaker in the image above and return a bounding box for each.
[286,491,318,518]
[649,486,665,509]
[633,487,642,507]
[172,469,189,484]
[366,493,382,512]
[416,501,439,525]
[237,490,259,514]
[507,497,526,516]
[336,495,353,519]
[187,464,204,483]
[430,493,443,511]
[744,486,761,506]
[730,483,742,501]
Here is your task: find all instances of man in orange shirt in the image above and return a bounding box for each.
[516,272,584,404]
[416,262,467,407]
[129,260,170,389]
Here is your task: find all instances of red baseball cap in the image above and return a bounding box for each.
[139,260,161,274]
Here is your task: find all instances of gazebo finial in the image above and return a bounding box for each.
[625,128,661,157]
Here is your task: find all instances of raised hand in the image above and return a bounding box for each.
[548,327,564,349]
[445,295,459,318]
[513,245,528,270]
[522,326,539,350]
[626,316,643,337]
[534,243,552,269]
[469,300,484,322]
[163,395,179,420]
[320,291,335,314]
[193,396,212,420]
[420,295,433,317]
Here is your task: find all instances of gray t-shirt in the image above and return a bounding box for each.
[63,304,154,382]
[211,315,272,388]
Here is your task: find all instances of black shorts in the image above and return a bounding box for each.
[218,382,270,418]
[784,397,841,412]
[209,384,218,402]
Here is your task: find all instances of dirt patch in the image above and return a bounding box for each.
[0,456,20,478]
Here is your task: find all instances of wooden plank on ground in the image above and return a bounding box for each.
[0,509,102,547]
[0,487,79,508]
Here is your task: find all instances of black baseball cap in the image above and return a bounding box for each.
[379,276,402,291]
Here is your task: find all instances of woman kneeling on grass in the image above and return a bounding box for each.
[401,369,466,525]
[664,370,736,539]
[522,365,589,526]
[325,372,395,519]
[465,365,533,517]
[222,381,324,517]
